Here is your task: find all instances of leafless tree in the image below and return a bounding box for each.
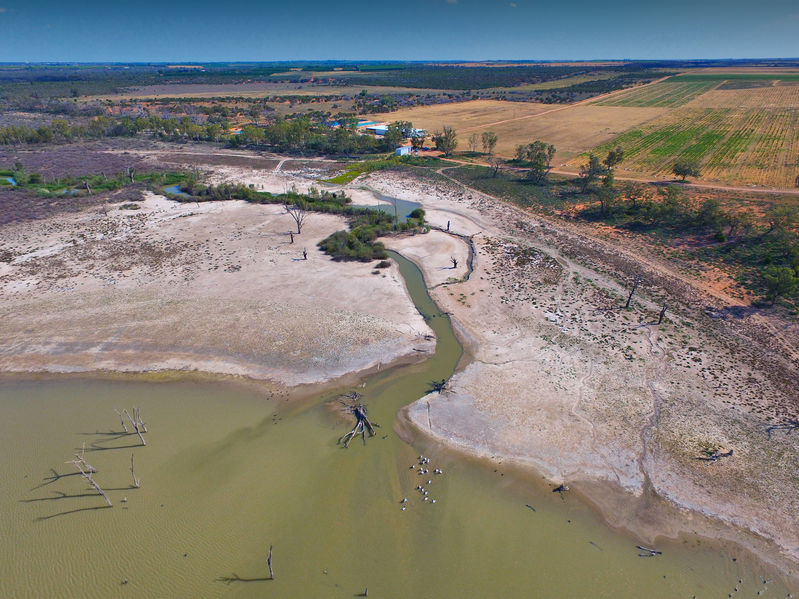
[285,203,308,234]
[625,275,642,309]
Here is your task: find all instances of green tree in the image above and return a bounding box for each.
[434,126,457,157]
[410,133,425,150]
[481,131,498,155]
[602,147,624,188]
[763,266,798,304]
[579,154,606,193]
[525,141,556,183]
[384,123,404,148]
[673,160,701,181]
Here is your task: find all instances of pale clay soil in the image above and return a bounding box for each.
[2,147,799,578]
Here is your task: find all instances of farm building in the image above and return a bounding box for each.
[365,124,389,136]
[395,146,412,156]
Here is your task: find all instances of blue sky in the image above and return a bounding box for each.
[0,0,797,62]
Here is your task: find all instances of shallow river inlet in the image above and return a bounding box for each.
[0,253,793,597]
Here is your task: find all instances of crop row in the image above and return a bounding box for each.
[595,81,717,108]
[587,106,799,186]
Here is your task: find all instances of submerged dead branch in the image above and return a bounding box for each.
[130,453,140,488]
[336,392,380,448]
[70,459,112,507]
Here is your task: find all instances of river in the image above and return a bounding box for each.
[0,252,791,597]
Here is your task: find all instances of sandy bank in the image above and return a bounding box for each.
[0,191,433,386]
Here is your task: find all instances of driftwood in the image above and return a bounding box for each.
[267,545,274,580]
[767,419,799,439]
[337,392,379,448]
[637,545,662,557]
[696,449,733,462]
[130,453,140,488]
[429,379,448,393]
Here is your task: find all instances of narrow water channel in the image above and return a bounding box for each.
[0,253,791,598]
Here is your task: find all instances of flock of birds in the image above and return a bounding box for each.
[401,454,444,511]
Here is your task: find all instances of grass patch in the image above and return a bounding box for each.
[446,165,577,210]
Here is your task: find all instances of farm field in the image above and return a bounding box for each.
[87,82,453,100]
[593,79,720,107]
[489,70,624,91]
[388,99,667,160]
[576,77,799,188]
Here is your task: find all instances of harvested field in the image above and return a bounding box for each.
[389,100,667,160]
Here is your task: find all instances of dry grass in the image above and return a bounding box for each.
[685,83,799,109]
[389,100,667,160]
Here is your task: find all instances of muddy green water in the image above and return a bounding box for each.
[0,253,792,598]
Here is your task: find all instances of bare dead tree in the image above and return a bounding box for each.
[450,257,458,269]
[658,303,667,325]
[130,453,140,488]
[289,231,294,244]
[122,408,146,446]
[114,409,128,432]
[267,545,274,580]
[84,180,92,195]
[70,442,97,474]
[337,392,379,448]
[70,459,112,507]
[302,248,308,260]
[285,203,308,234]
[135,407,147,433]
[625,275,642,309]
[126,167,136,183]
[696,448,733,462]
[766,419,799,439]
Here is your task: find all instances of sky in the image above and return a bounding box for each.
[0,0,797,62]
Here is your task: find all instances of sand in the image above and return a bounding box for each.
[0,189,433,387]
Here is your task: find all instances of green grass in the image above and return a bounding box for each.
[446,165,576,210]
